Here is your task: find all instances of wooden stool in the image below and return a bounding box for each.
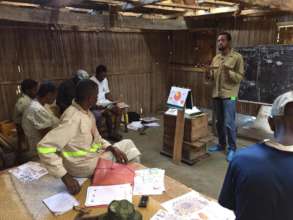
[121,108,129,133]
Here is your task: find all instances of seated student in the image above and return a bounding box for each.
[22,81,59,158]
[37,80,141,195]
[13,79,39,152]
[219,91,293,220]
[90,65,123,141]
[56,69,89,114]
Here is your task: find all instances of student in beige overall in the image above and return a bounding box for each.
[38,80,141,195]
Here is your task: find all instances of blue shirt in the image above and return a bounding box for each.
[219,143,293,220]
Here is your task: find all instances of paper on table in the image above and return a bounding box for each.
[43,192,79,216]
[162,191,210,218]
[162,191,235,220]
[133,168,165,196]
[9,161,48,183]
[185,107,201,115]
[196,201,235,220]
[165,108,178,116]
[85,184,132,207]
[151,209,182,220]
[165,107,201,117]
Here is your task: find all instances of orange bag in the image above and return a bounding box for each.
[92,158,135,186]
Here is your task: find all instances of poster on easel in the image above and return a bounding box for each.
[167,86,192,109]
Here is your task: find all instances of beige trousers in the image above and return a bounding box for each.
[65,139,141,177]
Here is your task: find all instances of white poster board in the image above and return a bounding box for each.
[167,86,191,109]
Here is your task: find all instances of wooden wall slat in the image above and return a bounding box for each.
[0,16,287,120]
[0,22,170,120]
[167,18,279,116]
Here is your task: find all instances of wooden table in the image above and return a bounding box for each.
[0,164,196,220]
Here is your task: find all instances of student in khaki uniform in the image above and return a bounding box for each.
[13,79,39,153]
[206,32,244,162]
[22,81,59,159]
[37,80,141,195]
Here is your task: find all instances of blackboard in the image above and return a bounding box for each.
[236,45,293,103]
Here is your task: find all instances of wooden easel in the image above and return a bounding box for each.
[172,106,185,164]
[166,86,192,164]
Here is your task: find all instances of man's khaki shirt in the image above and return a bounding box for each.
[37,101,111,178]
[210,49,244,99]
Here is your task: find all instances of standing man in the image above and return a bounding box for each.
[207,32,244,162]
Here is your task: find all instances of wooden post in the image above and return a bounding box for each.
[173,108,185,164]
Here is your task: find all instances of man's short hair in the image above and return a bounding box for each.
[75,79,98,102]
[21,79,38,94]
[96,65,107,75]
[37,81,57,98]
[218,32,232,41]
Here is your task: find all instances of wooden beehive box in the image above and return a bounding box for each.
[161,113,210,165]
[163,113,208,142]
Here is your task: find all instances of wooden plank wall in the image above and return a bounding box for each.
[168,17,279,116]
[0,22,171,120]
[0,15,288,120]
[168,30,216,109]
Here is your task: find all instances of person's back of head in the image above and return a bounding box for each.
[73,69,89,84]
[75,79,98,109]
[21,79,38,99]
[95,65,107,82]
[37,81,57,105]
[219,91,293,220]
[268,91,293,146]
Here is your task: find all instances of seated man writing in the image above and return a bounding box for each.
[37,80,141,195]
[90,65,123,141]
[219,91,293,220]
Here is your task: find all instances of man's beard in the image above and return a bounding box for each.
[218,46,225,51]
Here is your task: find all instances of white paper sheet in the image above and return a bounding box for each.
[185,107,201,115]
[127,121,144,131]
[141,117,160,122]
[9,161,48,183]
[165,107,201,117]
[144,122,160,127]
[74,177,88,186]
[133,168,165,196]
[196,202,236,220]
[85,184,133,207]
[151,209,182,220]
[43,192,79,216]
[161,191,235,220]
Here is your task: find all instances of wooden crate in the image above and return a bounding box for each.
[162,113,210,165]
[161,135,209,165]
[164,113,208,142]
